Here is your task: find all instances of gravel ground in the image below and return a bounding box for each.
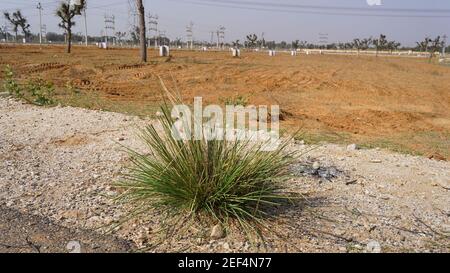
[0,98,449,253]
[0,205,134,253]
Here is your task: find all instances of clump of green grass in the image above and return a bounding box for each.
[220,94,249,106]
[116,88,296,235]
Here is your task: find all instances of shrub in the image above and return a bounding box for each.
[116,91,296,234]
[2,65,54,106]
[26,78,55,106]
[3,65,22,97]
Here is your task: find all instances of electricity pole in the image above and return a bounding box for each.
[443,35,447,58]
[216,26,225,49]
[41,24,47,43]
[186,22,193,49]
[37,2,43,44]
[83,3,88,46]
[148,13,158,48]
[104,14,115,45]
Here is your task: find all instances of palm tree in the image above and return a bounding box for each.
[136,0,147,62]
[56,0,85,53]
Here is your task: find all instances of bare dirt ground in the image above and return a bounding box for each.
[1,98,448,253]
[0,44,449,159]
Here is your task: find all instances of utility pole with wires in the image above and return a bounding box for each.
[83,2,88,46]
[104,14,115,45]
[318,33,329,49]
[186,21,193,49]
[442,34,447,58]
[37,2,43,44]
[147,13,158,48]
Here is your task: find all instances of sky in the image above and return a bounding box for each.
[1,0,449,46]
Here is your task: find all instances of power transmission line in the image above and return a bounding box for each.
[148,13,158,48]
[127,0,138,40]
[185,0,450,14]
[170,0,450,18]
[216,25,225,49]
[104,14,115,45]
[186,21,194,49]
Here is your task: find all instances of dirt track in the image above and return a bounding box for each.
[1,98,448,253]
[0,44,449,159]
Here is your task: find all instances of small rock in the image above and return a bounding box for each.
[210,224,225,239]
[222,242,230,251]
[366,241,381,253]
[312,162,320,170]
[196,238,204,245]
[296,139,305,145]
[243,242,250,251]
[346,144,358,151]
[370,159,382,163]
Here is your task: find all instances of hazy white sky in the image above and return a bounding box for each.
[1,0,449,46]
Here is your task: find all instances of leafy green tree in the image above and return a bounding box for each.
[56,0,86,53]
